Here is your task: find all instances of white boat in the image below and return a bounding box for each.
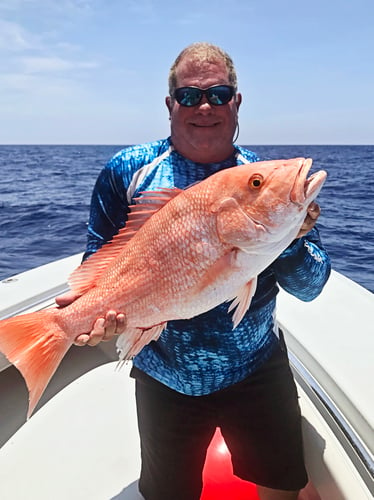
[0,255,373,499]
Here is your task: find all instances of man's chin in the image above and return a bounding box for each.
[189,128,223,145]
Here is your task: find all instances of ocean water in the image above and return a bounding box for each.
[0,144,373,293]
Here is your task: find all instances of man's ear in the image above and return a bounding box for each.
[235,92,242,110]
[165,96,173,114]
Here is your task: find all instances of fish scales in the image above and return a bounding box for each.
[0,158,327,416]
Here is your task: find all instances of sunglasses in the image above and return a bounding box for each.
[173,85,235,107]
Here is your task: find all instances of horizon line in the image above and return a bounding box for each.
[0,143,373,147]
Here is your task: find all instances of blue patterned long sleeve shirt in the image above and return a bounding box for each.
[84,137,331,395]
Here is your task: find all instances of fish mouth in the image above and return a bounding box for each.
[290,158,327,205]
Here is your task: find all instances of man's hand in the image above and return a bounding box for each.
[296,201,320,238]
[55,291,126,346]
[73,310,127,346]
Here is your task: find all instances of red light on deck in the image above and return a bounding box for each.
[201,427,260,500]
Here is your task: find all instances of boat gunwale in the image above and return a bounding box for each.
[287,345,374,493]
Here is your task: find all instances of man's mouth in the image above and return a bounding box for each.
[190,122,220,128]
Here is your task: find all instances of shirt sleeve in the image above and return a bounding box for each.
[271,227,331,301]
[83,160,129,261]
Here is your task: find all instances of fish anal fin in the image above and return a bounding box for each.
[0,309,71,418]
[116,322,167,366]
[228,278,257,329]
[69,188,183,296]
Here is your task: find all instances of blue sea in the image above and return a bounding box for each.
[0,145,373,293]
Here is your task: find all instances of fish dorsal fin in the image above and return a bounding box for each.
[68,188,182,295]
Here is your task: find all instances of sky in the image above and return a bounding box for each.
[0,0,373,145]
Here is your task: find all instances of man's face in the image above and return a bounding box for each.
[166,58,241,163]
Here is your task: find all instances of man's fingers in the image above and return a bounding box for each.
[116,313,127,334]
[55,290,81,307]
[73,333,90,346]
[307,202,320,220]
[296,202,321,238]
[73,311,127,346]
[101,310,118,340]
[87,318,106,346]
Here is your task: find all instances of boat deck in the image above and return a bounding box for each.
[0,342,117,448]
[0,255,373,499]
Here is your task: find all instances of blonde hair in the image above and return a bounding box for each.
[168,42,238,96]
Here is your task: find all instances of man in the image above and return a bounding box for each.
[57,43,330,500]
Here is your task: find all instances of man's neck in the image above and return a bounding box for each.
[171,139,236,164]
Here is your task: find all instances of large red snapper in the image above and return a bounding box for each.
[0,158,326,417]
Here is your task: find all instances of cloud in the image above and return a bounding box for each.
[123,0,158,24]
[0,71,79,99]
[0,19,40,51]
[0,57,99,107]
[0,4,100,100]
[20,56,99,74]
[0,0,95,15]
[0,0,96,55]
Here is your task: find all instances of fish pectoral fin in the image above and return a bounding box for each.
[213,197,258,245]
[116,322,166,366]
[194,249,240,294]
[228,278,257,329]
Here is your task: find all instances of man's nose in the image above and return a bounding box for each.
[196,96,213,112]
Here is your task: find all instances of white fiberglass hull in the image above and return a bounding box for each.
[0,255,372,499]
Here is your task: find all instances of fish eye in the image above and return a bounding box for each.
[249,174,264,189]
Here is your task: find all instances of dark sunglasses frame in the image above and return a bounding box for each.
[173,85,235,107]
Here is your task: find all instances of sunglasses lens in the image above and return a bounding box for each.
[174,85,234,107]
[174,87,202,107]
[206,85,234,105]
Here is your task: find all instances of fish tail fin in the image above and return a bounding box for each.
[0,309,71,418]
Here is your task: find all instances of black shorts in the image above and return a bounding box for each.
[131,334,308,500]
